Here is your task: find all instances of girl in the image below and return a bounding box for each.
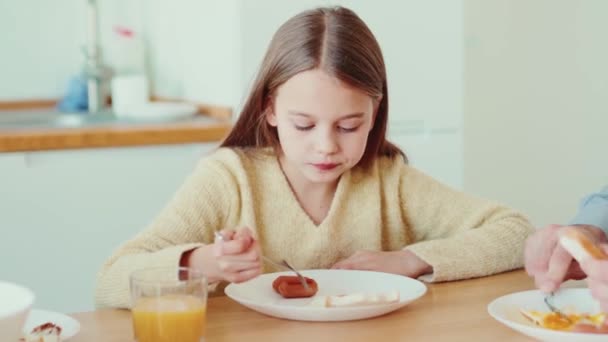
[96,6,534,308]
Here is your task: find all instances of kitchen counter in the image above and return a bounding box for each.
[0,100,233,152]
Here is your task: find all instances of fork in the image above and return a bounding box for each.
[213,231,309,290]
[544,293,572,323]
[261,257,310,291]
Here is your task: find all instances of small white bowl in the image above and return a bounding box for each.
[0,281,35,341]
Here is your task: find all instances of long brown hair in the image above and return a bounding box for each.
[221,6,405,168]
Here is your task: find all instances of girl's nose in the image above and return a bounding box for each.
[315,130,339,154]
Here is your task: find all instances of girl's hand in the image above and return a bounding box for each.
[187,227,262,283]
[331,249,432,278]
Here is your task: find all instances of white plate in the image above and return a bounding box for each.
[22,309,80,340]
[488,288,605,342]
[225,269,427,322]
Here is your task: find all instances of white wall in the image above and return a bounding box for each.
[0,1,86,100]
[141,0,241,107]
[463,0,608,226]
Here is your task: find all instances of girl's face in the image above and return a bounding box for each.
[267,69,376,185]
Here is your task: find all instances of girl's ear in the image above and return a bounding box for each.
[265,97,278,127]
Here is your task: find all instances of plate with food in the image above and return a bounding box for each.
[225,269,427,321]
[21,309,80,341]
[488,288,607,342]
[488,228,608,341]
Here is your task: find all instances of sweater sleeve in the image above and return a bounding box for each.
[400,166,535,282]
[569,186,608,234]
[94,155,238,308]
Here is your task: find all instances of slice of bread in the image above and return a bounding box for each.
[309,290,400,308]
[558,228,608,263]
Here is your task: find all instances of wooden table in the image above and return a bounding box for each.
[71,270,544,341]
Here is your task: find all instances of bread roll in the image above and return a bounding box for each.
[558,228,608,263]
[309,290,400,308]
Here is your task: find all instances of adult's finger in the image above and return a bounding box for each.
[543,245,573,292]
[526,225,561,276]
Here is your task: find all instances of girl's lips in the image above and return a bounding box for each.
[312,163,339,171]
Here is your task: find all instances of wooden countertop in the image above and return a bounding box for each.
[0,99,233,153]
[69,270,545,341]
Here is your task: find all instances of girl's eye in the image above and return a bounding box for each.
[338,126,360,133]
[294,124,314,131]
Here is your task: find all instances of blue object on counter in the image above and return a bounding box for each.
[57,76,88,112]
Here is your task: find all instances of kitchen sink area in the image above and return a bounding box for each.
[0,0,233,151]
[0,109,218,130]
[0,101,232,152]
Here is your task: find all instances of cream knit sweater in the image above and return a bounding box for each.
[95,148,534,308]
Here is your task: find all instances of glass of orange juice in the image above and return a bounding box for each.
[130,267,207,342]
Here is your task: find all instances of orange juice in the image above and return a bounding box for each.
[132,294,206,342]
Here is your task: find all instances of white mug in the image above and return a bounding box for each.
[111,74,149,117]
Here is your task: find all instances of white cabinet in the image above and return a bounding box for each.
[0,143,216,313]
